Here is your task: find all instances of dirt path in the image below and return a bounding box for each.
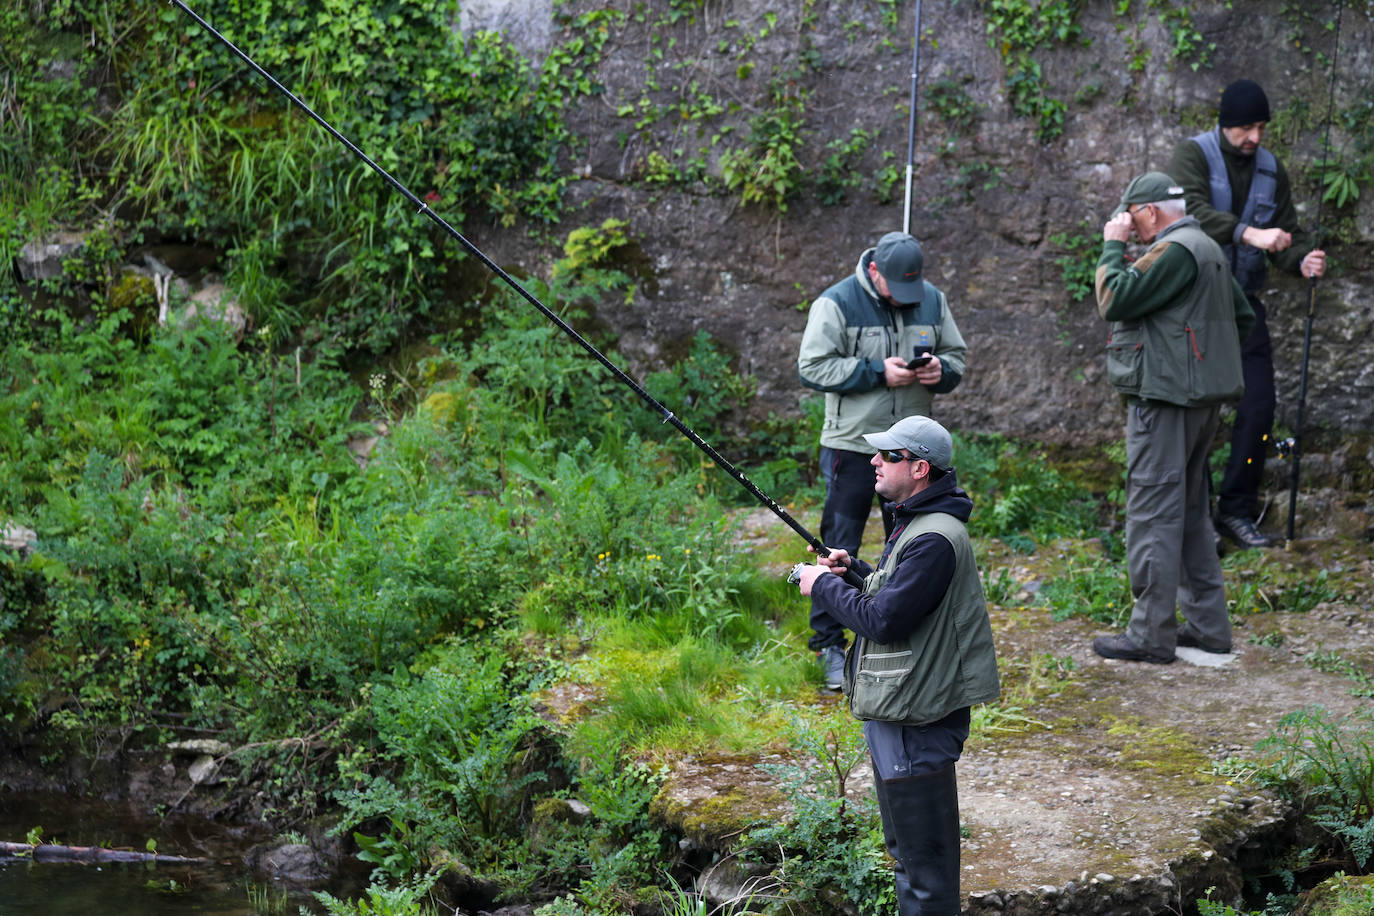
[955,598,1372,914]
[661,504,1374,914]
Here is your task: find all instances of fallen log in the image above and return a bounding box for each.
[0,840,205,864]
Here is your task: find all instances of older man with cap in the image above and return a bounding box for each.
[793,414,999,916]
[798,232,968,689]
[1093,172,1255,663]
[1168,78,1328,549]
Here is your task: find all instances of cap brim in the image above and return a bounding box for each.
[1111,203,1127,218]
[886,278,925,305]
[863,431,904,451]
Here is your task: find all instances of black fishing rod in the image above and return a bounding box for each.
[901,0,923,235]
[168,0,864,586]
[1283,0,1344,545]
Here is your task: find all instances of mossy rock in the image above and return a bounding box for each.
[103,269,160,337]
[651,781,784,848]
[1294,872,1374,916]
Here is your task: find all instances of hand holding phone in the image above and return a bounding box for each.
[907,349,933,369]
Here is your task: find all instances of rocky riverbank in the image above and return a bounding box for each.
[631,504,1374,914]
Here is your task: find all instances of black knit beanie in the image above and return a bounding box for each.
[1218,79,1270,127]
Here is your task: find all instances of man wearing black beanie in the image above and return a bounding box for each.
[1168,79,1327,549]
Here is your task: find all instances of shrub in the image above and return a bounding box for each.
[1254,706,1374,871]
[739,711,896,915]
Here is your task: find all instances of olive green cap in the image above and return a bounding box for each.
[1112,171,1186,216]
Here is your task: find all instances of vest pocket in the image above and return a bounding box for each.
[851,647,916,721]
[1106,326,1143,396]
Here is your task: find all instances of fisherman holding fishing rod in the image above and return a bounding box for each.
[1168,79,1329,550]
[792,414,999,916]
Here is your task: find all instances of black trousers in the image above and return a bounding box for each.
[813,447,894,650]
[1217,294,1275,520]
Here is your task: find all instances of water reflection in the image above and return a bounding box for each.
[0,792,348,914]
[0,857,308,915]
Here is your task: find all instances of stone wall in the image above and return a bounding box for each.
[459,0,1373,478]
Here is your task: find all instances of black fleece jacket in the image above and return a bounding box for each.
[810,472,973,645]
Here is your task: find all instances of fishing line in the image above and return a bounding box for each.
[168,0,863,584]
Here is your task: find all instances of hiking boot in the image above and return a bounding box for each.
[1215,513,1274,549]
[817,644,847,690]
[1092,633,1174,665]
[1176,630,1231,654]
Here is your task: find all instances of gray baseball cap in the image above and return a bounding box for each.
[873,231,926,305]
[863,415,953,471]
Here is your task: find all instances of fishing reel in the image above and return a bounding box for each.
[786,562,807,585]
[1276,437,1297,459]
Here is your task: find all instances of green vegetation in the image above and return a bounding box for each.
[1049,222,1101,304]
[1108,0,1214,73]
[738,712,895,914]
[5,1,1374,913]
[5,264,1372,910]
[1314,82,1374,218]
[1202,693,1374,914]
[981,0,1086,142]
[1248,707,1374,893]
[2,0,610,356]
[817,129,880,206]
[926,80,983,135]
[720,84,808,212]
[1146,0,1215,71]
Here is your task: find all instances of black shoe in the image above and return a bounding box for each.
[817,644,846,690]
[1216,513,1274,549]
[1093,633,1174,664]
[1176,630,1231,654]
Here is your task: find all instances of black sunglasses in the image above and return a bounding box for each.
[880,450,924,464]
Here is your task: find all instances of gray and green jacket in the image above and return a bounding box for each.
[798,248,966,453]
[1095,216,1254,407]
[810,475,1000,726]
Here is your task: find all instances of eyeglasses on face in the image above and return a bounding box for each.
[880,450,924,464]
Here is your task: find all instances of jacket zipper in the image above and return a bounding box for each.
[1186,325,1201,396]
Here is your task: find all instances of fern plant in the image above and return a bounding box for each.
[1254,706,1374,871]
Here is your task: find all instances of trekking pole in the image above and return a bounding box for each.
[1284,0,1343,545]
[168,0,865,586]
[901,0,923,235]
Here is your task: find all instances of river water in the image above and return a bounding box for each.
[0,792,350,914]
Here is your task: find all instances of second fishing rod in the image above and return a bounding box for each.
[168,0,865,588]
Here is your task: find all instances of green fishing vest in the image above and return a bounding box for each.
[1105,218,1245,407]
[845,512,1000,725]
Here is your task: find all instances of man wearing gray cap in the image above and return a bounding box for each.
[793,414,999,916]
[798,232,968,689]
[1093,172,1254,663]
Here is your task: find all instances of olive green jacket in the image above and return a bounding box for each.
[1095,217,1253,407]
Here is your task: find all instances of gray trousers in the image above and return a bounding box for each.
[1124,403,1231,655]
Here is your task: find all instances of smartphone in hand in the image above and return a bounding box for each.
[907,349,933,369]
